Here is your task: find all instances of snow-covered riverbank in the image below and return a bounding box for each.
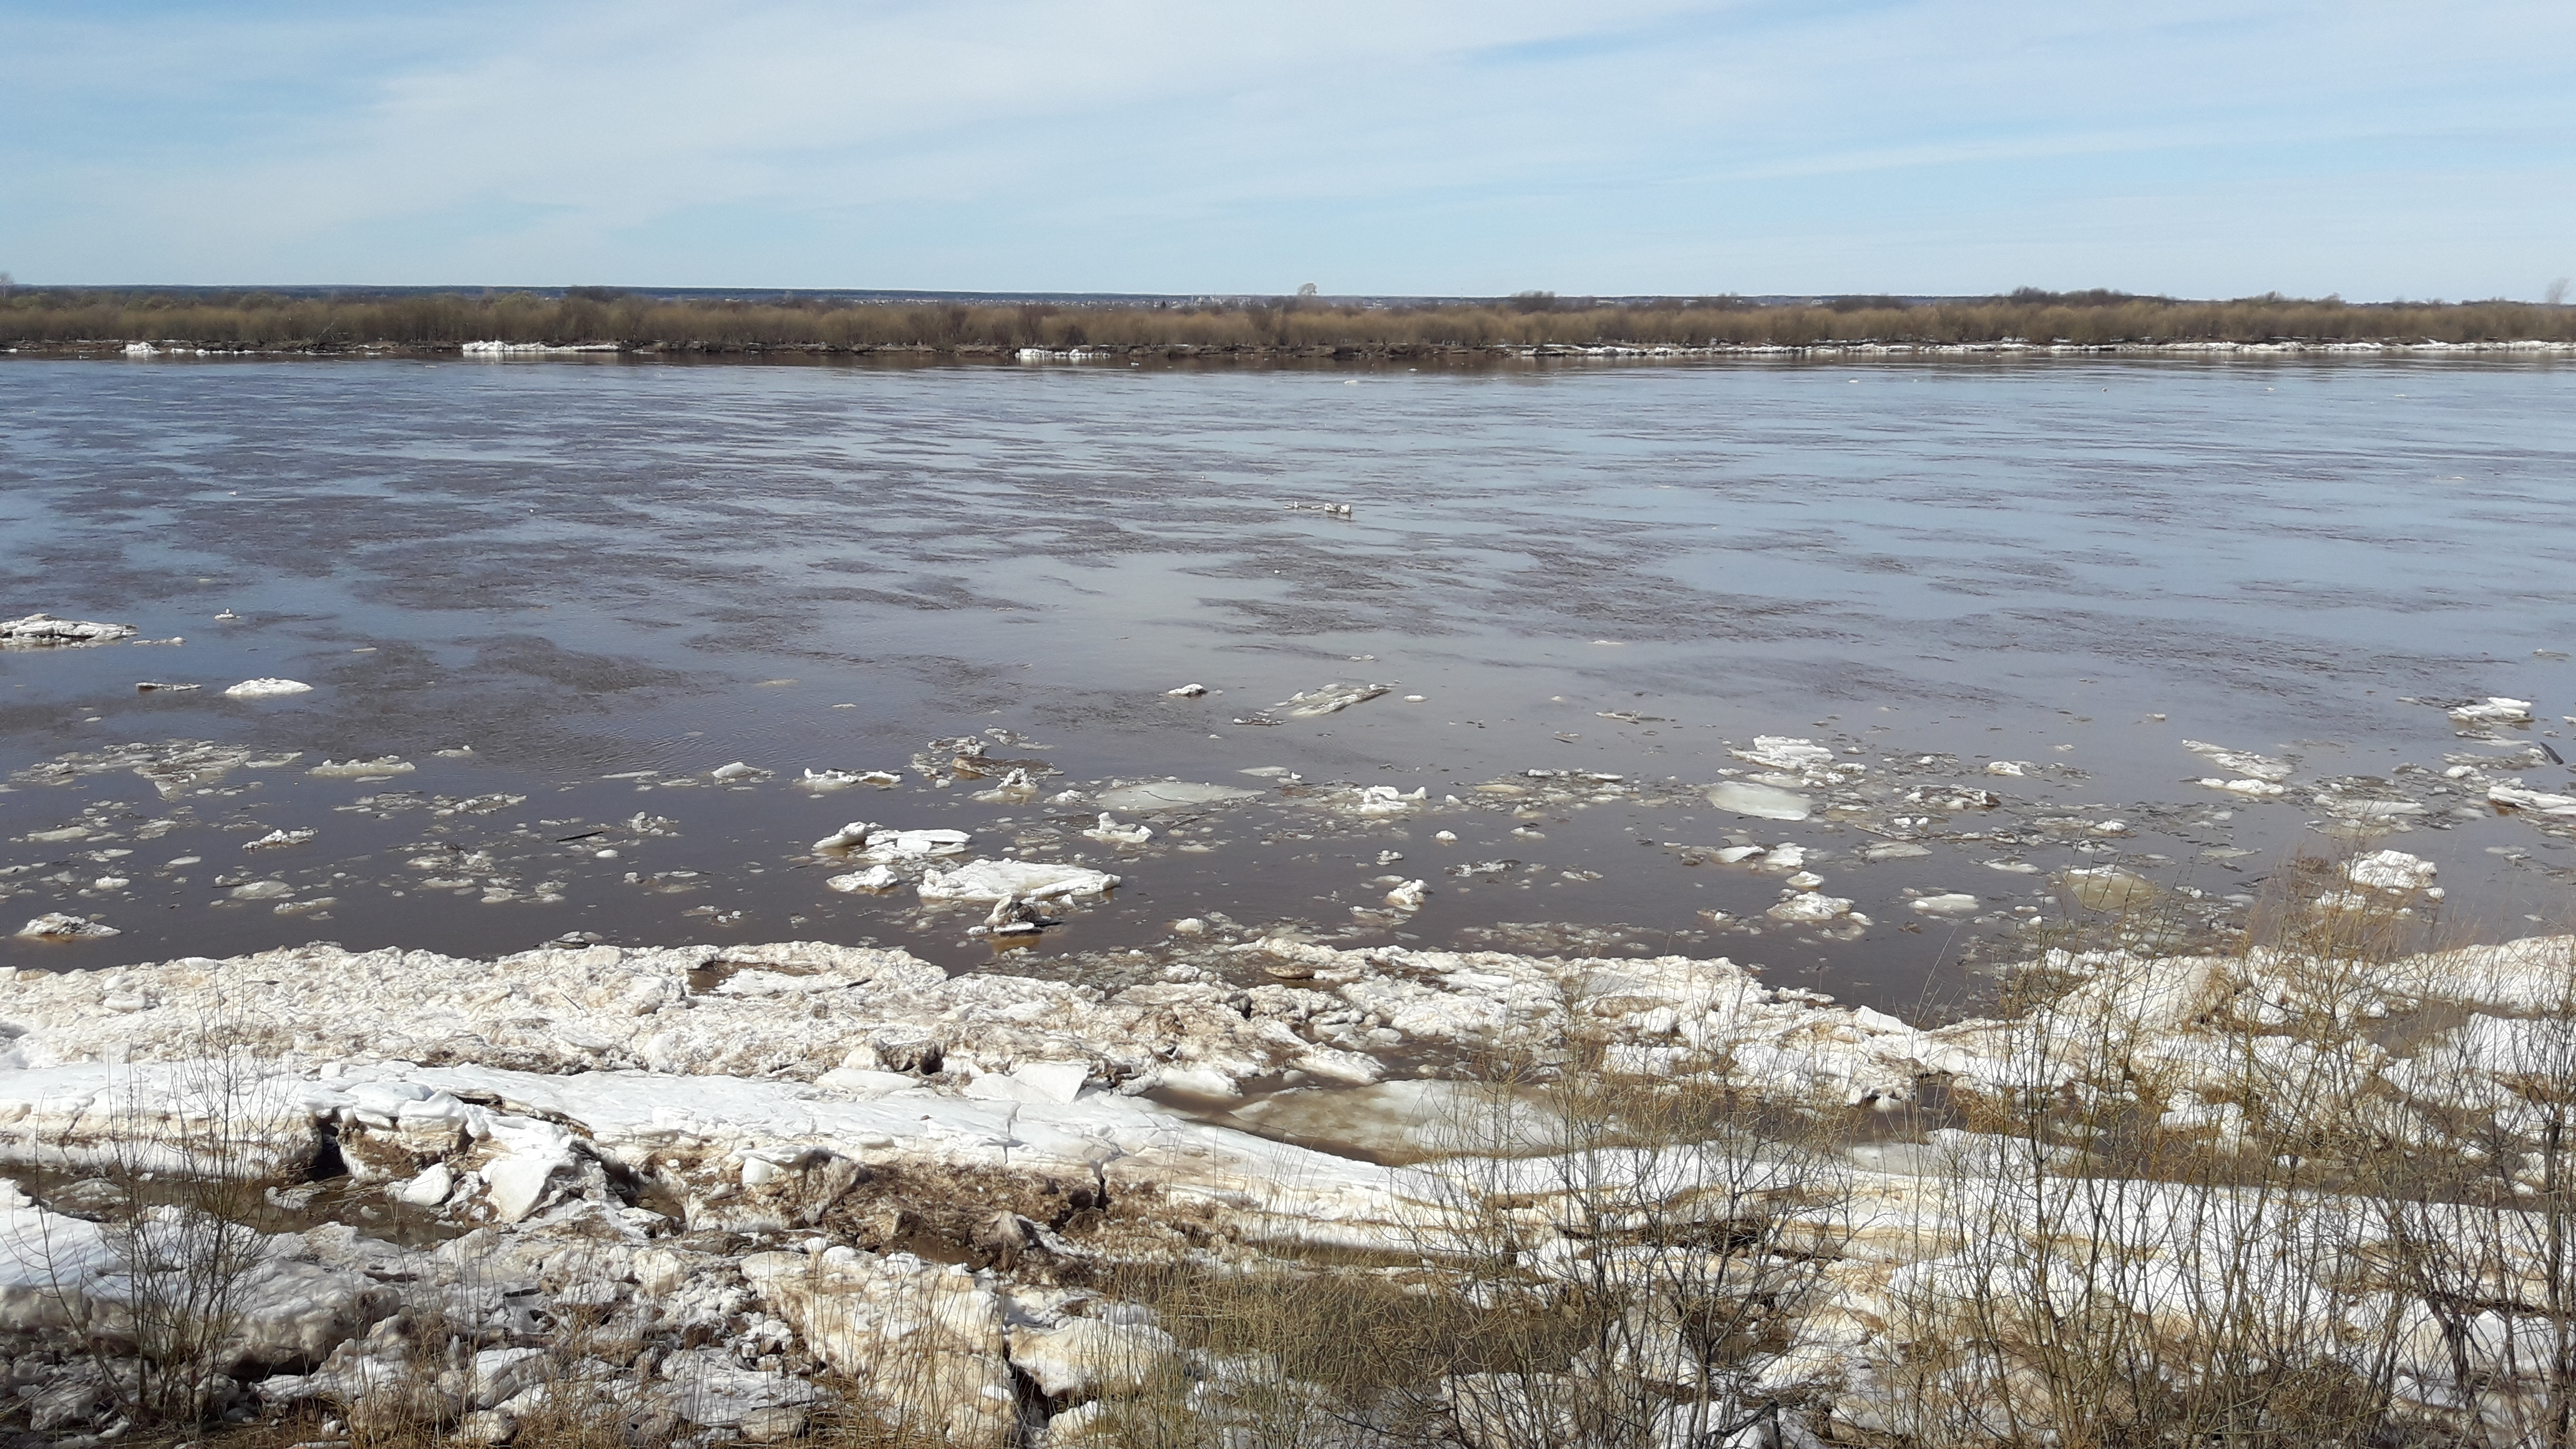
[4,907,2576,1444]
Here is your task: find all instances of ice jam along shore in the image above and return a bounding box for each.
[6,908,2576,1443]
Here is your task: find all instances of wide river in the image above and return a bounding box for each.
[4,354,2572,1017]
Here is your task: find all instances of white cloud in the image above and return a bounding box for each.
[4,0,2572,294]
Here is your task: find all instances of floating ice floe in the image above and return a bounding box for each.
[1285,501,1354,518]
[709,761,771,783]
[798,768,901,791]
[918,860,1120,902]
[1384,879,1429,910]
[308,756,413,778]
[2344,849,2439,892]
[223,678,313,699]
[1354,784,1427,817]
[1083,813,1152,844]
[2064,866,2157,911]
[133,681,198,692]
[1095,781,1263,812]
[461,339,617,356]
[1910,893,1983,915]
[243,828,317,851]
[2492,784,2576,817]
[2182,739,2291,782]
[1164,683,1209,698]
[1705,781,1813,821]
[2195,777,2286,798]
[1,613,137,648]
[1767,893,1857,922]
[1733,736,1837,773]
[1983,760,2029,776]
[826,866,901,893]
[2449,696,2535,724]
[862,829,971,861]
[1236,681,1388,724]
[14,912,116,940]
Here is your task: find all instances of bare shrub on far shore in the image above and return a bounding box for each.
[10,287,2576,352]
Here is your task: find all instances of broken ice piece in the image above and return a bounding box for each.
[709,761,769,782]
[243,828,317,851]
[2449,696,2535,724]
[814,822,876,851]
[919,859,1120,902]
[1,613,137,647]
[1083,813,1152,845]
[1383,879,1428,910]
[826,865,901,893]
[1767,894,1854,922]
[1165,683,1209,698]
[223,678,312,699]
[15,912,117,939]
[2343,849,2438,892]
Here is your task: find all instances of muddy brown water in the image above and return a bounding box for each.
[4,353,2574,1018]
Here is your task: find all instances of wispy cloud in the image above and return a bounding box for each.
[2,0,2570,295]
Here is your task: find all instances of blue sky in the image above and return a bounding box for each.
[4,1,2572,298]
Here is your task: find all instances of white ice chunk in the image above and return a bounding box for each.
[1083,813,1153,844]
[2345,849,2438,892]
[223,678,313,699]
[918,860,1121,902]
[1706,781,1813,821]
[1733,736,1837,772]
[1095,781,1262,811]
[2451,696,2535,724]
[2181,739,2291,782]
[1,613,138,648]
[14,912,117,940]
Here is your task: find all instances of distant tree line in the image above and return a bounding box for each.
[5,286,2572,353]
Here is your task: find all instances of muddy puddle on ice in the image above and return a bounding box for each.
[4,353,2576,1018]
